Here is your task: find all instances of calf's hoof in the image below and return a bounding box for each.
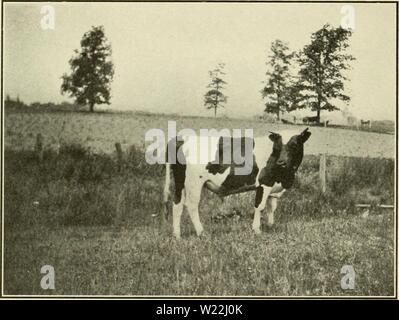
[252,227,262,235]
[173,233,181,240]
[196,227,204,237]
[265,218,274,227]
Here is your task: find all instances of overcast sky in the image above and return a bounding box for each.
[3,2,397,120]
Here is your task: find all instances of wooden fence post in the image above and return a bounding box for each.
[115,142,123,171]
[319,153,327,193]
[35,133,44,162]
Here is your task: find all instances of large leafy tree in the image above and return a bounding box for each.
[261,40,294,120]
[204,63,228,117]
[61,26,114,112]
[294,24,355,122]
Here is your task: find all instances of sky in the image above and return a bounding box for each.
[3,2,397,120]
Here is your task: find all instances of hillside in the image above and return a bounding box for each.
[4,110,395,159]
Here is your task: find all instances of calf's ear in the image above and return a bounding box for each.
[268,131,281,142]
[299,128,311,143]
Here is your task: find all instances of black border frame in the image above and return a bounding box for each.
[0,0,397,300]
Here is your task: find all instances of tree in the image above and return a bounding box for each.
[261,40,294,121]
[294,24,355,123]
[61,26,114,112]
[204,63,227,117]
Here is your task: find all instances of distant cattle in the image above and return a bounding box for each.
[281,119,294,125]
[163,128,311,239]
[360,120,371,128]
[302,116,319,124]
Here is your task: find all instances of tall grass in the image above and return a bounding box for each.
[3,145,395,296]
[4,145,394,229]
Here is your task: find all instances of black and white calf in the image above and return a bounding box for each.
[163,128,311,239]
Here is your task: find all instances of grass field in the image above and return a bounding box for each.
[4,110,395,158]
[3,142,395,296]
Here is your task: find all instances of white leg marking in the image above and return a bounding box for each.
[186,203,204,237]
[184,181,204,237]
[265,189,285,227]
[252,185,272,234]
[172,189,185,239]
[265,197,278,227]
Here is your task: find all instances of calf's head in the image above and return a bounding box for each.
[268,128,311,172]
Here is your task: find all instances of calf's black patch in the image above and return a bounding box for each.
[167,137,186,204]
[254,186,264,208]
[206,136,259,192]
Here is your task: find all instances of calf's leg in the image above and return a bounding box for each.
[265,190,285,227]
[173,189,185,239]
[252,185,272,234]
[265,197,277,227]
[184,182,204,237]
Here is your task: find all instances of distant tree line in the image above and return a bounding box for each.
[261,24,355,123]
[7,26,115,113]
[4,95,77,112]
[7,23,355,120]
[203,24,354,121]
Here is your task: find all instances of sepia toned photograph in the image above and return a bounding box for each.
[1,1,397,300]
